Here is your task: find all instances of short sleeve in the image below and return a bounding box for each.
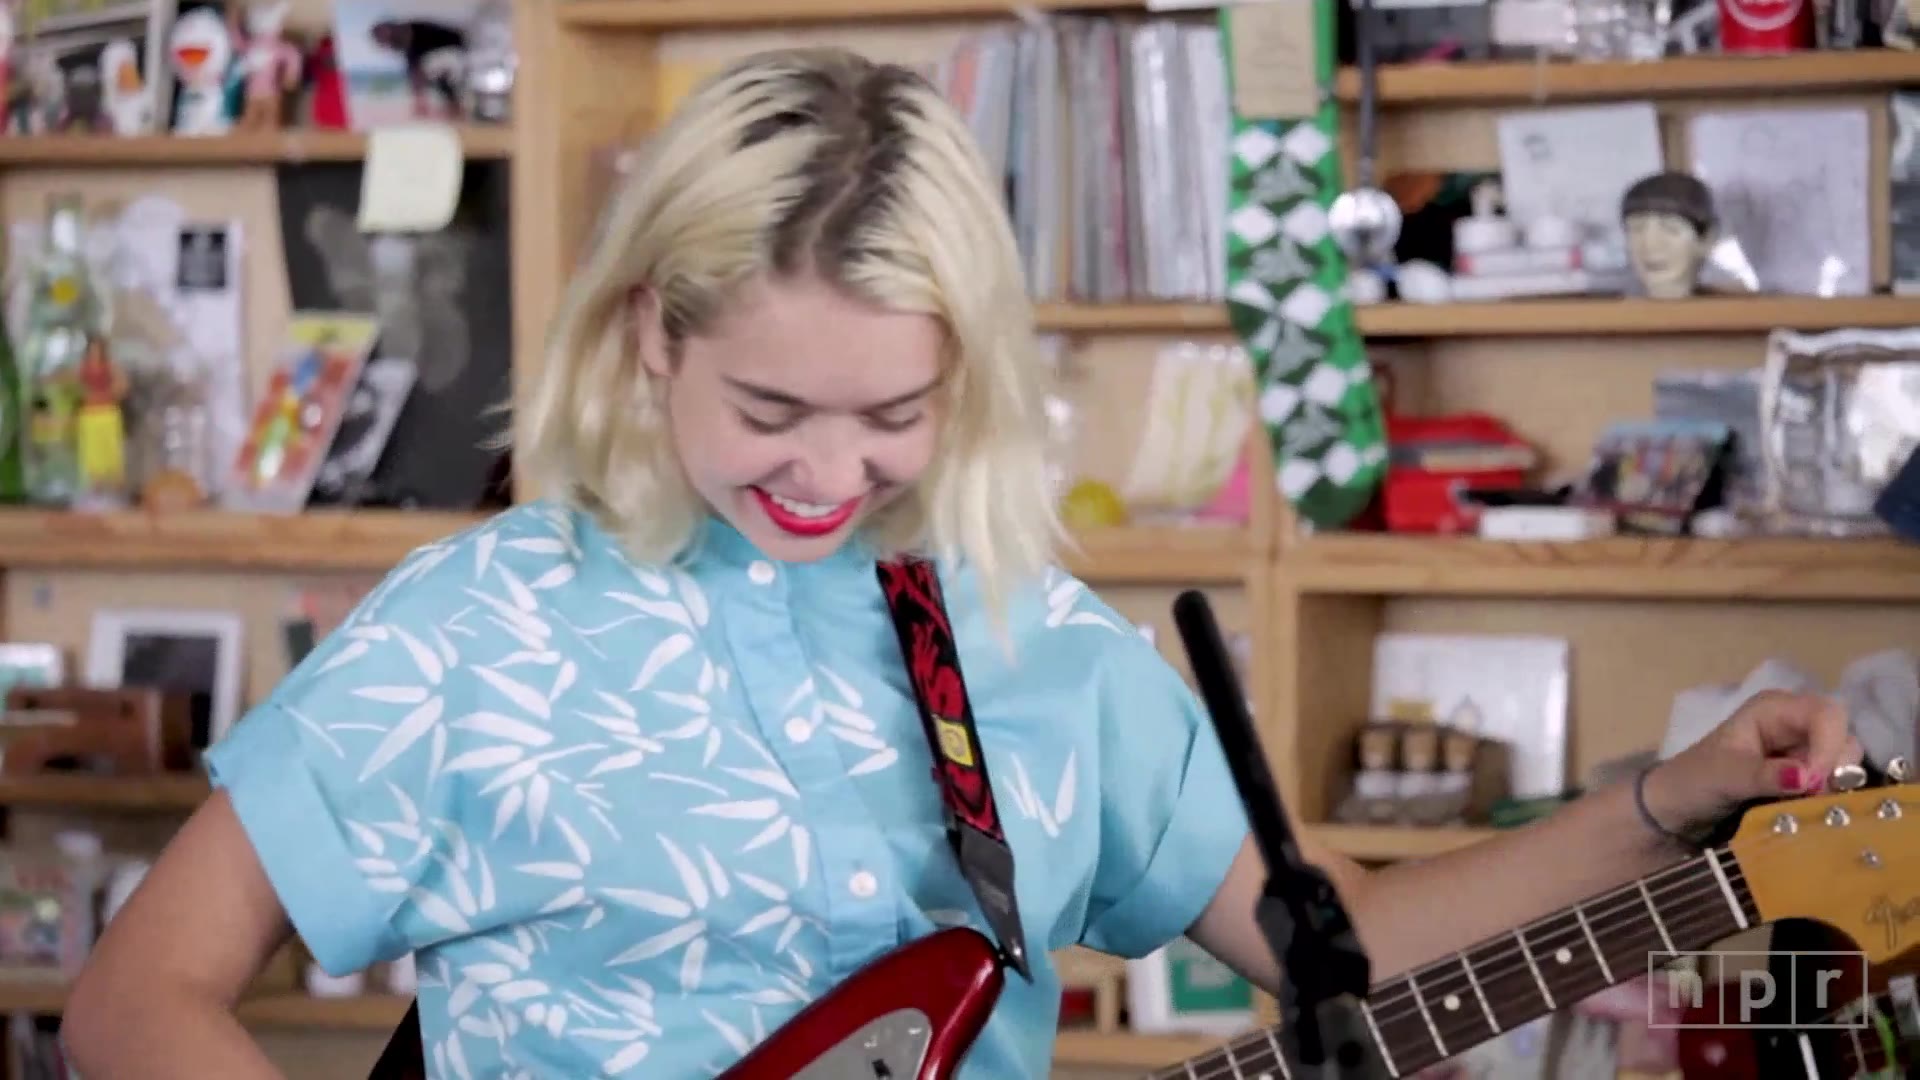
[206,535,518,976]
[1077,632,1250,959]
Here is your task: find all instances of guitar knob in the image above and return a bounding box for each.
[1832,763,1869,792]
[1888,757,1911,783]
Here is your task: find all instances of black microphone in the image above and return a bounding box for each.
[1172,590,1386,1078]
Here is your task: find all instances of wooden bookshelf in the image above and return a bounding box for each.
[1307,823,1502,862]
[560,0,1144,27]
[0,509,1256,583]
[1064,524,1255,583]
[0,509,489,572]
[1333,49,1920,104]
[0,979,1221,1065]
[0,773,209,811]
[1035,294,1920,337]
[1052,1029,1227,1068]
[1281,533,1920,601]
[0,127,514,166]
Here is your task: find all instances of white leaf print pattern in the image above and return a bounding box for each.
[1007,750,1078,840]
[310,505,1119,1078]
[1042,569,1125,634]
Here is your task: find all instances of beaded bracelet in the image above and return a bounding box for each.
[1633,762,1700,849]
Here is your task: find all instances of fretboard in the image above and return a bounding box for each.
[1149,846,1758,1080]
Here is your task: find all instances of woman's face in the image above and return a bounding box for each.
[639,275,947,563]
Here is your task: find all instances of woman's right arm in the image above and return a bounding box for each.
[63,791,293,1078]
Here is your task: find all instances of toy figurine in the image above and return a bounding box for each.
[52,52,107,132]
[0,3,16,132]
[305,34,348,129]
[368,18,466,119]
[1620,170,1719,300]
[168,6,234,136]
[232,0,300,132]
[71,336,129,504]
[100,38,152,135]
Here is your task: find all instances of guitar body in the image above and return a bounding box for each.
[718,927,1005,1080]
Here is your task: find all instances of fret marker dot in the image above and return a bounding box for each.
[1442,993,1460,1011]
[1555,948,1573,964]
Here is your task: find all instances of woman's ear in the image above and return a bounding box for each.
[633,287,673,379]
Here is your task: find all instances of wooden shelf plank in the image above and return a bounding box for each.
[0,986,411,1027]
[0,982,1219,1063]
[1283,533,1920,601]
[1308,823,1500,861]
[1335,49,1920,104]
[1356,295,1920,337]
[1035,295,1920,337]
[0,127,513,167]
[0,773,209,811]
[0,509,1249,582]
[1062,524,1254,583]
[0,509,488,572]
[1052,1029,1226,1068]
[1035,301,1228,333]
[562,0,1144,26]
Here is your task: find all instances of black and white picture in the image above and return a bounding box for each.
[86,609,244,750]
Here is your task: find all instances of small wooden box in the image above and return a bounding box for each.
[1,686,197,776]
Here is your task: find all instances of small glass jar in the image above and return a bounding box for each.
[138,357,213,511]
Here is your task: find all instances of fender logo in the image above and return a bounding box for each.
[1864,895,1920,953]
[933,716,975,767]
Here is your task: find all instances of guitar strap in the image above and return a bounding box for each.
[875,557,1033,982]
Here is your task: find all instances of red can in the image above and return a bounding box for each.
[1718,0,1815,52]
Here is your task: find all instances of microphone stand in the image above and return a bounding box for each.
[1173,590,1391,1080]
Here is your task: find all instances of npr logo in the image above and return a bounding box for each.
[1648,951,1871,1029]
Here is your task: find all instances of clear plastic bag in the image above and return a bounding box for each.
[1760,327,1920,536]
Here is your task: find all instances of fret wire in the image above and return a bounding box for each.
[1173,853,1763,1080]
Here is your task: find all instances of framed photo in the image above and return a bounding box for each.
[85,609,244,749]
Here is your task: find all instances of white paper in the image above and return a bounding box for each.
[358,125,464,232]
[1496,103,1665,250]
[1370,632,1572,799]
[1687,106,1872,297]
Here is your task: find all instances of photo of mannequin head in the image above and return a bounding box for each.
[1619,171,1717,300]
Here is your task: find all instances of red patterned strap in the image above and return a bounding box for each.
[876,557,1032,981]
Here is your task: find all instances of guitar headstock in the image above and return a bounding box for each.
[1732,758,1920,971]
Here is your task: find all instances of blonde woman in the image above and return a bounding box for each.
[67,46,1855,1078]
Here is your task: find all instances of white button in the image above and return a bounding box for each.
[747,560,776,585]
[784,717,811,742]
[848,871,878,899]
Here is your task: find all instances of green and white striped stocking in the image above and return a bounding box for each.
[1220,0,1387,530]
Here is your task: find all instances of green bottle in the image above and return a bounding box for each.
[20,193,103,507]
[0,306,23,502]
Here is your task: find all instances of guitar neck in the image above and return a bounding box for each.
[1152,845,1759,1079]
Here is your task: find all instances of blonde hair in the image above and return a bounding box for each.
[517,46,1063,613]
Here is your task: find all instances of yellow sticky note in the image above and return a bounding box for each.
[358,124,465,232]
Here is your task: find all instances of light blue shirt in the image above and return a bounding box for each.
[208,501,1250,1078]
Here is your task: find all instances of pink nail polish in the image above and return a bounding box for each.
[1779,765,1804,791]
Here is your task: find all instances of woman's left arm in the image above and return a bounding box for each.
[1191,689,1859,992]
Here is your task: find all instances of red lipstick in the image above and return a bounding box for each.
[751,487,862,538]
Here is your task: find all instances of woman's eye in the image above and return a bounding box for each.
[866,411,923,433]
[739,411,800,435]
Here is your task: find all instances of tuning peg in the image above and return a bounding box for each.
[1831,763,1869,792]
[1888,757,1911,783]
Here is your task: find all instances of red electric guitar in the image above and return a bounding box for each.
[371,560,1920,1079]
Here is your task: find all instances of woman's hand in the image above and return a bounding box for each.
[1641,689,1861,844]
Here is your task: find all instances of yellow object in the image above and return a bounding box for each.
[1059,480,1129,529]
[76,403,126,491]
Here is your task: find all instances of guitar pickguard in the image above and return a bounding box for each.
[788,1008,934,1079]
